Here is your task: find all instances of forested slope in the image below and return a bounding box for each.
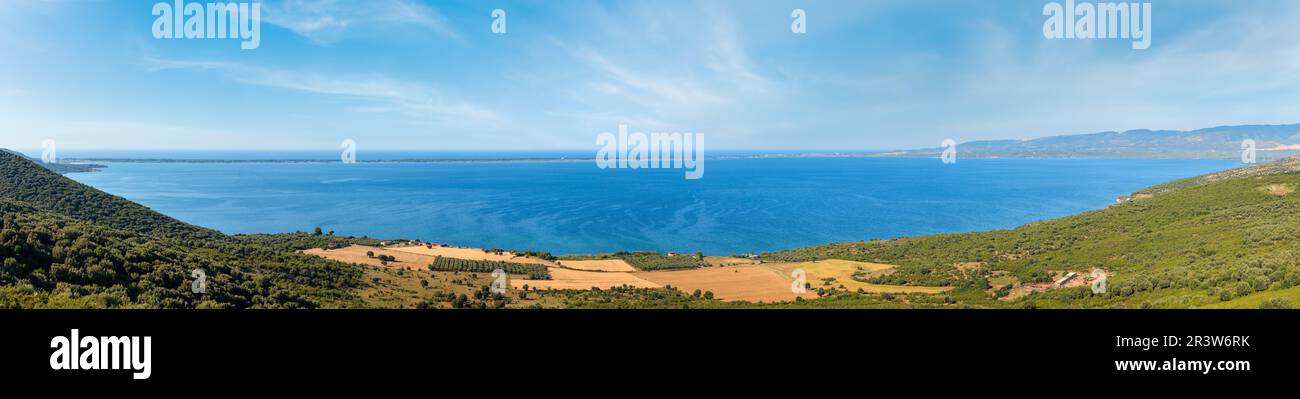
[0,150,365,308]
[765,159,1300,308]
[0,150,218,241]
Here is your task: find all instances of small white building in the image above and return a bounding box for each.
[1053,272,1079,288]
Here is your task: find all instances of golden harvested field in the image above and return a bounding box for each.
[513,267,660,290]
[704,256,760,267]
[766,259,952,294]
[556,259,637,272]
[355,264,567,309]
[634,266,816,302]
[308,245,654,291]
[307,246,937,303]
[387,245,557,266]
[304,245,435,270]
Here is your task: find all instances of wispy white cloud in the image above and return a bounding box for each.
[3,119,279,150]
[143,57,503,126]
[932,1,1300,142]
[143,58,229,72]
[540,1,784,141]
[12,0,1300,151]
[567,46,728,109]
[262,0,459,44]
[699,3,771,92]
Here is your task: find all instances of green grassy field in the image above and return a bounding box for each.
[1201,285,1300,309]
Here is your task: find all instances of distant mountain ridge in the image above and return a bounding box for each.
[21,123,1300,164]
[885,123,1300,159]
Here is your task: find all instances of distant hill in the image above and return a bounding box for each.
[0,149,373,308]
[883,124,1300,160]
[1133,156,1300,197]
[764,156,1300,308]
[0,149,102,173]
[0,149,219,241]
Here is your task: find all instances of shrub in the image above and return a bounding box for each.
[1259,298,1294,309]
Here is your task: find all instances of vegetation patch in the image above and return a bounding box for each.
[428,256,551,280]
[766,260,949,295]
[1257,183,1295,196]
[763,166,1300,308]
[558,251,703,271]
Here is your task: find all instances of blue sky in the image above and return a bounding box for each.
[2,0,1299,151]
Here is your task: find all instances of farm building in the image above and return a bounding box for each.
[1053,272,1079,288]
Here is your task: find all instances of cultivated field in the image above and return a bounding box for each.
[556,259,637,272]
[765,259,952,294]
[388,245,557,266]
[513,267,660,290]
[304,245,436,270]
[306,246,938,303]
[634,266,816,302]
[356,265,560,308]
[309,245,658,290]
[704,256,761,267]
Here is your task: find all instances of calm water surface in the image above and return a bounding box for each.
[68,157,1237,254]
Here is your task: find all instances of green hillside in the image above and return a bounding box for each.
[0,150,219,241]
[764,160,1300,308]
[0,150,102,173]
[0,196,370,309]
[0,150,370,308]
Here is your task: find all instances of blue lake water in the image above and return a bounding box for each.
[67,158,1237,255]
